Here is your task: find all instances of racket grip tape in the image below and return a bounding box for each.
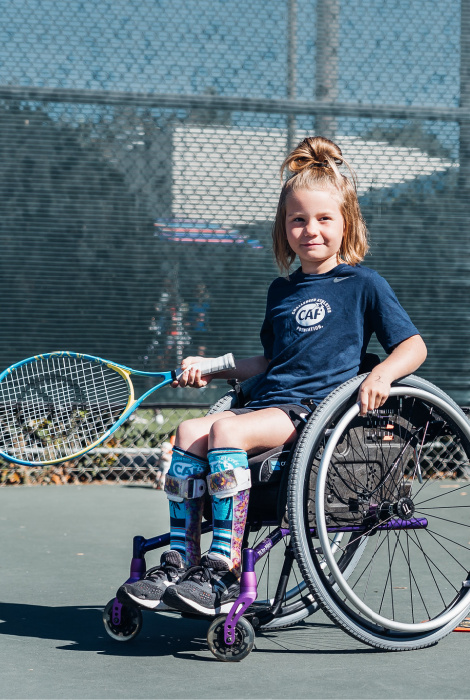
[193,353,235,375]
[172,353,235,381]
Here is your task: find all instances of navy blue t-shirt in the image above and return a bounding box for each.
[248,264,420,408]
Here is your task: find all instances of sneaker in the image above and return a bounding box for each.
[161,553,240,616]
[117,550,186,610]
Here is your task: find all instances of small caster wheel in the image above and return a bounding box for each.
[103,599,143,642]
[207,614,255,662]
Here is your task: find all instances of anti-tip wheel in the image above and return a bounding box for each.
[207,615,255,662]
[103,598,143,642]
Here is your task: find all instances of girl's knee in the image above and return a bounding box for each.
[175,417,208,451]
[176,412,237,454]
[209,417,239,448]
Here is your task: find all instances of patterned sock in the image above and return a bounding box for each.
[208,448,250,575]
[168,447,208,566]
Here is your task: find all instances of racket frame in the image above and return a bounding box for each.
[0,351,210,467]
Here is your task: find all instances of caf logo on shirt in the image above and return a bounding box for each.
[293,298,331,332]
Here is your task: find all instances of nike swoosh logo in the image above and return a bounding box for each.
[333,276,355,283]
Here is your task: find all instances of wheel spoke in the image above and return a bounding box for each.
[293,383,470,642]
[405,529,456,605]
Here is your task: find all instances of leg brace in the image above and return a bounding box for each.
[164,447,208,566]
[207,448,251,574]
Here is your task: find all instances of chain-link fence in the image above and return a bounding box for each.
[2,393,468,486]
[0,404,208,486]
[0,1,469,483]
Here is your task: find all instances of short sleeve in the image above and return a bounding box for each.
[368,272,420,353]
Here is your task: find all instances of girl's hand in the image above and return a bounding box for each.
[358,372,392,416]
[171,356,214,389]
[357,335,427,416]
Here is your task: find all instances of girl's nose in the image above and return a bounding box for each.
[305,221,319,236]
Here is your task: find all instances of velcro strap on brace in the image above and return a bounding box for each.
[207,467,252,498]
[164,474,207,502]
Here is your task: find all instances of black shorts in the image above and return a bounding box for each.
[228,403,313,433]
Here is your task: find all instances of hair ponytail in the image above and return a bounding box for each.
[281,136,349,182]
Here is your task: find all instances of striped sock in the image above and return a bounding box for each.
[168,447,208,566]
[208,448,250,575]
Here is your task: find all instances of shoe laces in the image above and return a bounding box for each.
[144,563,180,582]
[180,564,216,585]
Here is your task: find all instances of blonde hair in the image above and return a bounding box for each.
[273,136,369,273]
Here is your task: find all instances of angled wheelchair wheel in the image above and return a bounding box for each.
[289,375,470,650]
[206,374,262,417]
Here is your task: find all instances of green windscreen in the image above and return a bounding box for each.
[0,0,468,405]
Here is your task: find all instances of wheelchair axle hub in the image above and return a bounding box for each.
[396,497,415,520]
[377,497,415,522]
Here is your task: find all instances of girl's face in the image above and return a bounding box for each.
[285,188,344,274]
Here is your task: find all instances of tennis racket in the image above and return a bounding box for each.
[0,351,235,467]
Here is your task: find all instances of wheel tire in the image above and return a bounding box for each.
[207,615,255,662]
[103,599,143,642]
[206,374,263,416]
[289,377,470,650]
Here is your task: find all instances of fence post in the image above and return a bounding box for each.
[287,0,297,152]
[315,0,340,140]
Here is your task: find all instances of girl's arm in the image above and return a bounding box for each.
[172,354,269,388]
[358,334,427,415]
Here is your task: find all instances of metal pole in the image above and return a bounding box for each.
[315,0,340,139]
[0,85,467,122]
[460,0,470,189]
[287,0,298,152]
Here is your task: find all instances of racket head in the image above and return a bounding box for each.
[0,352,134,466]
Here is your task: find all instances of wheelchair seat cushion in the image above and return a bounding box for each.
[248,445,291,486]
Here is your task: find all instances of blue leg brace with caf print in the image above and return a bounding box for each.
[166,447,208,566]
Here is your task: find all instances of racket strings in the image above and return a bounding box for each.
[0,356,130,461]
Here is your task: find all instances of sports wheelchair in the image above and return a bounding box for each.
[103,358,470,660]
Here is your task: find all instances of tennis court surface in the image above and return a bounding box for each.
[1,484,469,700]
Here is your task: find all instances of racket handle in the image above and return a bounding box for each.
[194,353,235,376]
[174,353,235,380]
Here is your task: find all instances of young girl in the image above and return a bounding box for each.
[118,136,427,616]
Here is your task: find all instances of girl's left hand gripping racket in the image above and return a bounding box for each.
[0,351,235,466]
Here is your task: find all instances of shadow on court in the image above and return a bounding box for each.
[0,600,379,658]
[0,485,468,700]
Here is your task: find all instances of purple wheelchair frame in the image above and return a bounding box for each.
[110,513,427,646]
